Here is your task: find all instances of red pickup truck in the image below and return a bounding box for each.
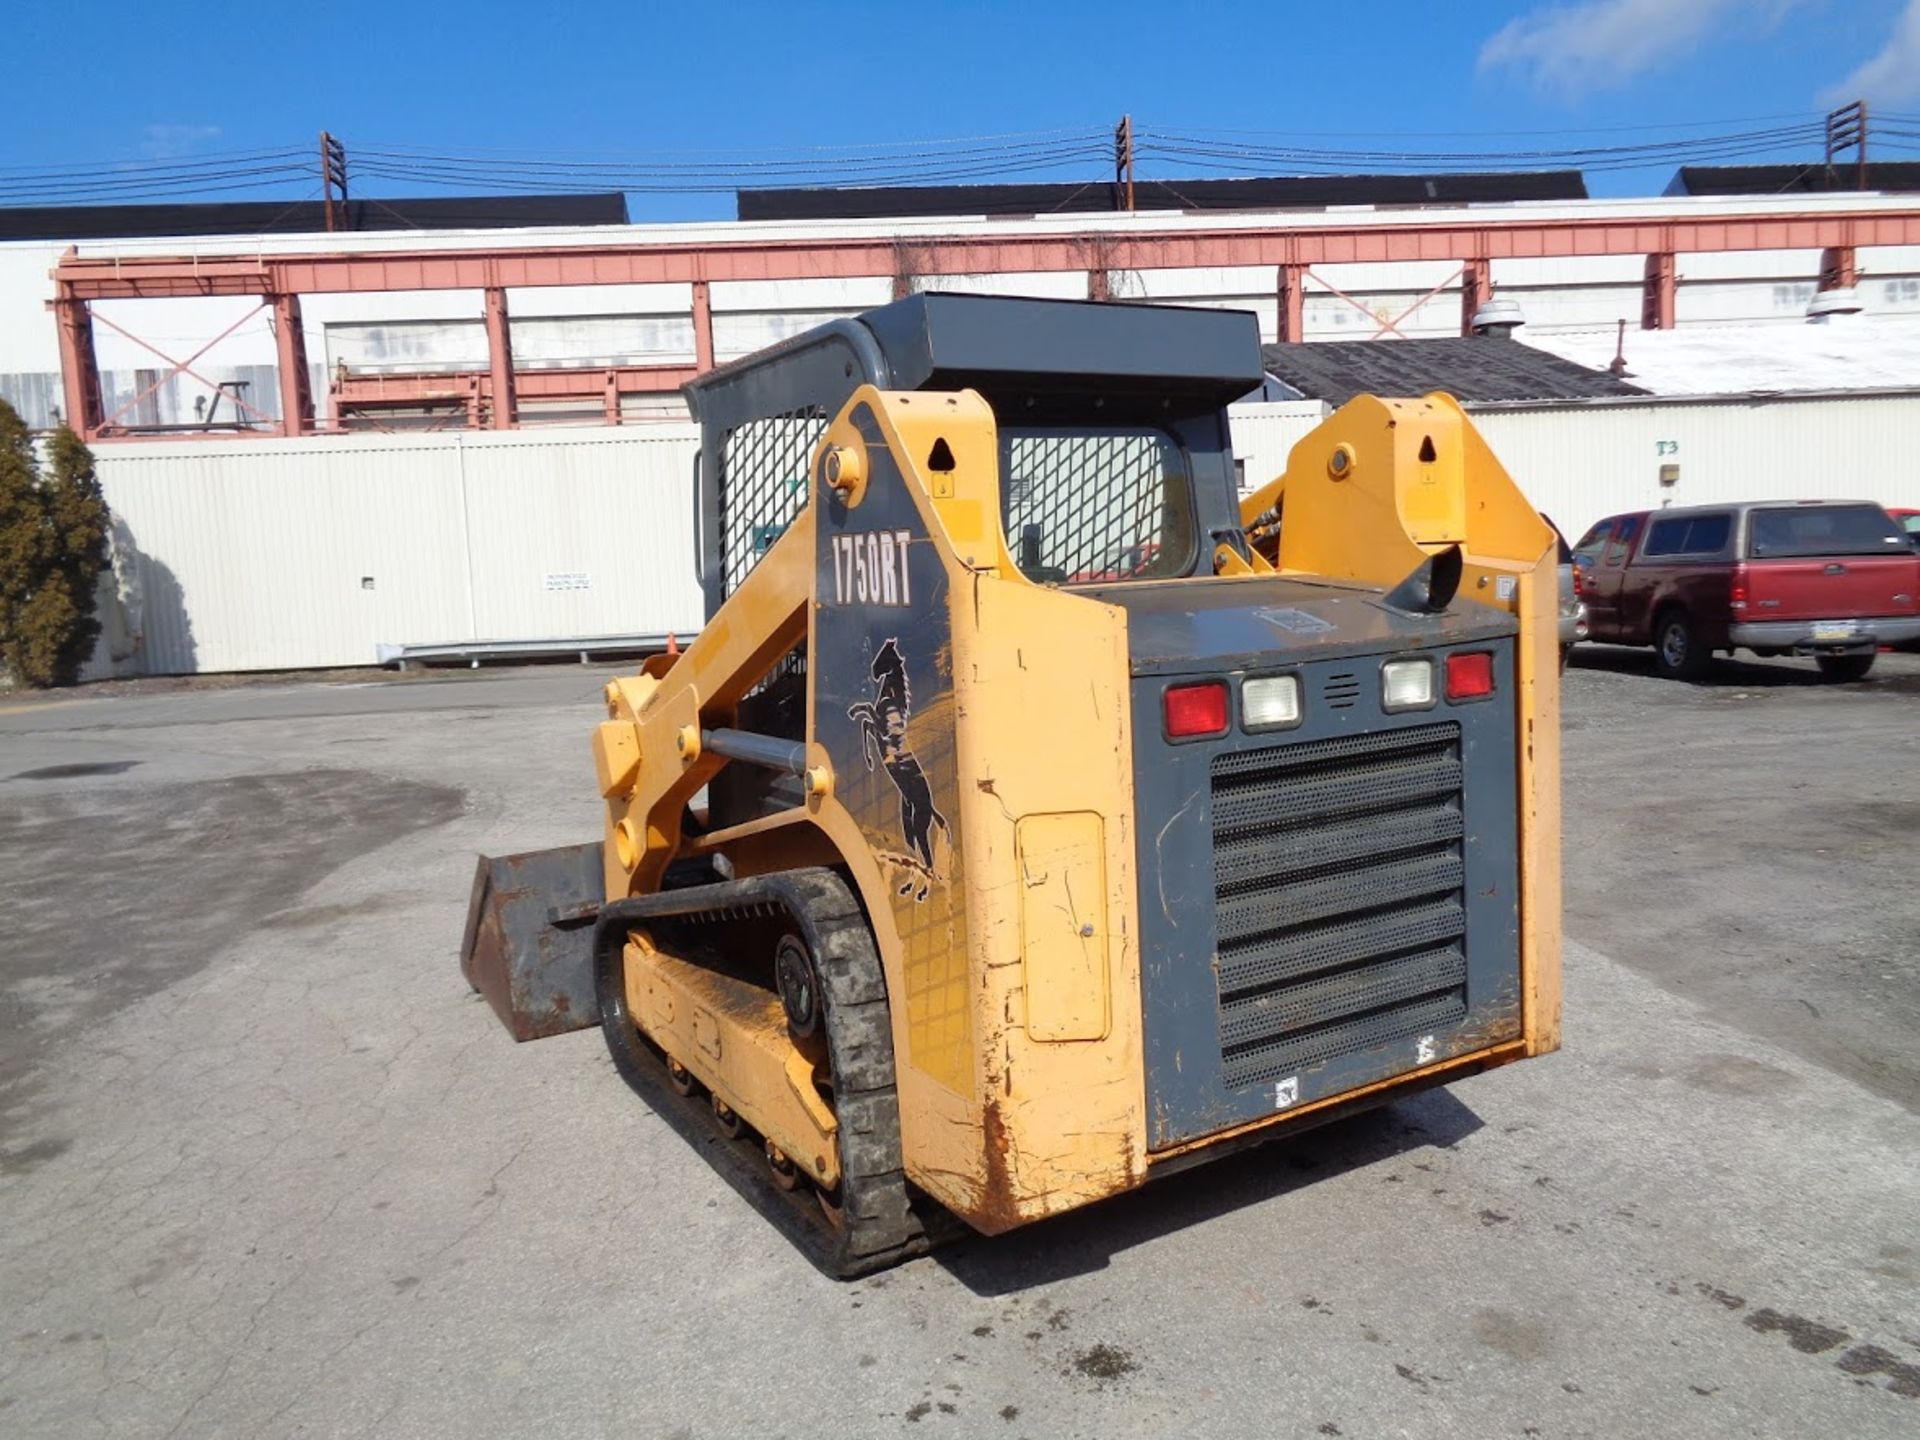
[1571,500,1920,681]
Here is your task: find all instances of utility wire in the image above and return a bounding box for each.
[349,151,1115,195]
[0,145,312,176]
[0,115,1898,206]
[0,164,320,202]
[351,123,1110,159]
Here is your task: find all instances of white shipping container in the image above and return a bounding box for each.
[92,425,704,675]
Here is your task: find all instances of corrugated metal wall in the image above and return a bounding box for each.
[90,394,1920,675]
[1467,394,1920,539]
[1232,394,1920,540]
[1227,401,1334,492]
[94,426,703,674]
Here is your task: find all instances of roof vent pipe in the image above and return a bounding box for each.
[1605,318,1630,377]
[1470,296,1525,338]
[1806,287,1864,324]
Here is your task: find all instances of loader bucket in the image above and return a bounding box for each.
[459,842,605,1040]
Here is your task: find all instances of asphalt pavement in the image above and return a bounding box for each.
[1,651,1916,1438]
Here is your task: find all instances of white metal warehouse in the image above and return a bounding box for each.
[3,188,1915,677]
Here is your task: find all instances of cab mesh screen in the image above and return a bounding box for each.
[718,409,826,596]
[1001,429,1190,584]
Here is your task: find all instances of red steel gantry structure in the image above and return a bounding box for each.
[49,203,1920,440]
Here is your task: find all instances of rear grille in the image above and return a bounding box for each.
[1210,723,1468,1089]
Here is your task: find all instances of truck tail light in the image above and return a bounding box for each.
[1445,651,1495,701]
[1164,681,1228,739]
[1730,564,1749,611]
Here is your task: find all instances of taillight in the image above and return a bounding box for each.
[1730,564,1749,611]
[1163,681,1228,739]
[1445,651,1496,701]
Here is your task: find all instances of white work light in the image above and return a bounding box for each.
[1381,657,1435,711]
[1242,674,1303,730]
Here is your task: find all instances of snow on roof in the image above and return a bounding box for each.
[1521,318,1920,399]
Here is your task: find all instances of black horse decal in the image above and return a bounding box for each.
[848,638,948,902]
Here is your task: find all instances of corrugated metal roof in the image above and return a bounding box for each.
[1669,163,1920,197]
[739,172,1587,221]
[0,194,630,242]
[1523,319,1920,398]
[25,189,1912,263]
[1260,337,1644,404]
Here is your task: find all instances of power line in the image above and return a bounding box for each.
[1144,112,1831,139]
[350,135,1113,180]
[2,112,1906,208]
[350,123,1109,160]
[0,145,313,177]
[0,169,321,204]
[349,150,1116,195]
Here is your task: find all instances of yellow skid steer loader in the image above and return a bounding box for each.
[461,294,1561,1276]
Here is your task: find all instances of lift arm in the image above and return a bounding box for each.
[1242,393,1562,1055]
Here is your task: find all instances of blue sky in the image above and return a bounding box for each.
[5,0,1919,218]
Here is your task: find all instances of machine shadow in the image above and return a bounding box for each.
[930,1087,1484,1296]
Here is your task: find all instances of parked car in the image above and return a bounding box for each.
[1542,514,1589,667]
[1891,510,1920,649]
[1569,500,1920,681]
[1890,507,1920,549]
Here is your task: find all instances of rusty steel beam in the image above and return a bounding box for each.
[271,293,311,437]
[691,279,714,372]
[1275,263,1305,343]
[51,295,101,434]
[331,363,699,401]
[483,287,515,429]
[1460,258,1489,337]
[1818,244,1858,291]
[1641,252,1677,331]
[512,364,700,397]
[328,364,701,427]
[49,204,1920,438]
[54,208,1920,302]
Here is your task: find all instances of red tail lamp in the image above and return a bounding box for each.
[1445,651,1496,701]
[1164,680,1229,738]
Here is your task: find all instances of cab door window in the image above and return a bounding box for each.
[1600,516,1640,568]
[1572,520,1611,568]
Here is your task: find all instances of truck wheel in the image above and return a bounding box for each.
[1653,611,1709,680]
[1815,652,1875,683]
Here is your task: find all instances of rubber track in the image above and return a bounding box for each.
[593,868,954,1278]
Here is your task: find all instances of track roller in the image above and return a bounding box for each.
[766,1141,801,1191]
[592,867,949,1277]
[665,1057,697,1096]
